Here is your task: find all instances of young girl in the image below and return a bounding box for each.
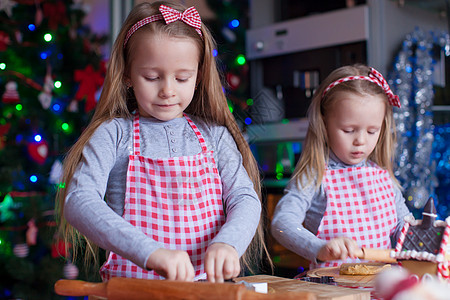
[56,1,269,282]
[271,64,411,269]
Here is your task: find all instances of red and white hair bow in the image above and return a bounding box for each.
[124,5,202,47]
[159,5,202,36]
[322,67,401,108]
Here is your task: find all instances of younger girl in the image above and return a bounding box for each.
[56,1,269,282]
[271,64,411,269]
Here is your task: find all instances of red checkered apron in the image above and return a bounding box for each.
[311,162,397,269]
[100,113,225,280]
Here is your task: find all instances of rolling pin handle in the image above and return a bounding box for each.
[54,279,108,297]
[358,248,397,263]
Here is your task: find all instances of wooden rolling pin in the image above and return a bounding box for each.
[54,278,316,300]
[356,248,397,263]
[356,248,450,263]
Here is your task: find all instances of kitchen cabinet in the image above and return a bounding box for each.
[246,0,448,276]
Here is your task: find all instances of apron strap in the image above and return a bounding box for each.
[132,112,208,155]
[183,113,208,152]
[132,112,141,155]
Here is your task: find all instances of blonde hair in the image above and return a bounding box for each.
[56,0,271,274]
[292,64,399,190]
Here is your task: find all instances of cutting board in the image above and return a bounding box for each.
[307,268,375,288]
[234,275,370,300]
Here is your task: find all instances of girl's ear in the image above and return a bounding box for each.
[123,76,132,88]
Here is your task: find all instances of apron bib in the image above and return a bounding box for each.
[100,113,225,280]
[312,163,397,269]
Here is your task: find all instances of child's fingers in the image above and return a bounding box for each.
[342,238,359,259]
[204,243,239,283]
[223,257,240,280]
[204,253,215,282]
[335,242,349,260]
[327,240,346,260]
[204,255,224,283]
[328,238,354,260]
[186,262,195,281]
[214,256,225,283]
[177,260,195,282]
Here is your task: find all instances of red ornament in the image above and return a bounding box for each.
[27,140,48,165]
[42,1,68,30]
[226,72,241,90]
[74,65,104,112]
[0,31,10,51]
[13,243,29,258]
[2,81,20,104]
[0,123,11,150]
[51,239,70,258]
[63,262,79,279]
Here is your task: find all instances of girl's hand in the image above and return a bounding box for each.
[146,248,195,281]
[204,243,240,283]
[317,237,359,262]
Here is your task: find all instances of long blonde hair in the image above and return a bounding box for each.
[56,1,271,274]
[292,64,399,190]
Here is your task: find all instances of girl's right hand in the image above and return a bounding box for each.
[146,248,195,281]
[317,237,359,262]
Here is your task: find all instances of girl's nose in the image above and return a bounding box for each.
[159,80,175,98]
[354,132,366,145]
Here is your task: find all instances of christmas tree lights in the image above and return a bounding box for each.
[0,0,107,298]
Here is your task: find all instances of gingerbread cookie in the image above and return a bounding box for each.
[339,263,391,275]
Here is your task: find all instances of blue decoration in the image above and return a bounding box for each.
[389,28,449,216]
[433,124,450,218]
[229,19,240,28]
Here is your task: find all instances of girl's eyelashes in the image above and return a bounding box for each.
[143,76,191,82]
[341,128,380,134]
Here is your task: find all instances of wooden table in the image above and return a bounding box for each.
[235,275,371,300]
[81,275,371,300]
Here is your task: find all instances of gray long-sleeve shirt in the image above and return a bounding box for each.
[64,114,261,270]
[271,154,411,263]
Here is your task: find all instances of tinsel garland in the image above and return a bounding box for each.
[433,124,450,218]
[389,29,449,216]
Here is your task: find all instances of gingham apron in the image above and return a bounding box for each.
[311,162,397,269]
[100,113,225,280]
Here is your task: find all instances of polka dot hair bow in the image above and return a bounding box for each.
[159,5,202,37]
[123,5,202,47]
[322,67,401,108]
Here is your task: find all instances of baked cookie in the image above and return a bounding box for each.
[339,263,391,275]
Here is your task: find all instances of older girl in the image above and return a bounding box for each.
[57,1,269,282]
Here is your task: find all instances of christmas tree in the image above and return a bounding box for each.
[205,0,252,128]
[0,0,106,299]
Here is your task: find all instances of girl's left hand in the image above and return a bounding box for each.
[204,242,240,283]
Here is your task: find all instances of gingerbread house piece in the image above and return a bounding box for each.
[391,197,450,280]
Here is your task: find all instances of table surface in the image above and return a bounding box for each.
[87,275,373,300]
[234,275,372,300]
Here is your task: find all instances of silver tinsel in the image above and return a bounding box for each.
[389,29,449,210]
